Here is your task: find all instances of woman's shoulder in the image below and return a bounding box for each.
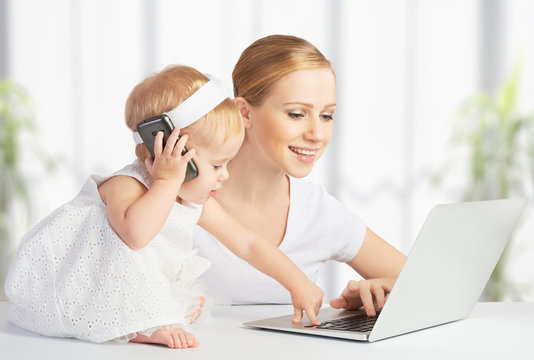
[288,176,364,223]
[288,176,345,222]
[286,176,366,261]
[289,176,332,204]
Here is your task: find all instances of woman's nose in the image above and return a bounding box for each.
[305,116,326,141]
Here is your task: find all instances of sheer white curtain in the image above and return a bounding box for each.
[4,0,534,300]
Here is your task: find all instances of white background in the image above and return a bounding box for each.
[2,0,534,301]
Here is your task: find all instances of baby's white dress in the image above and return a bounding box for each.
[5,160,211,343]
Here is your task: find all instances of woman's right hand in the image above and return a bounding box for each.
[290,281,324,326]
[145,128,195,187]
[329,278,395,316]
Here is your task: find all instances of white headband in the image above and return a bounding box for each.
[132,75,231,144]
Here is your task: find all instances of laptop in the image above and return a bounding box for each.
[244,198,528,342]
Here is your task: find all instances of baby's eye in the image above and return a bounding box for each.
[213,163,228,170]
[288,112,304,119]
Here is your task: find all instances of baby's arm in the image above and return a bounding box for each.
[198,198,323,325]
[99,129,194,249]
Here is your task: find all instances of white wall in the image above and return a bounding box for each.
[3,0,534,301]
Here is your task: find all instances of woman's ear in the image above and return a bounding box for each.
[234,97,252,128]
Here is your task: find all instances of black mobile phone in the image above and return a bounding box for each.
[136,115,199,182]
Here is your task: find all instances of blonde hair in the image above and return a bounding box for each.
[125,65,243,161]
[232,34,334,106]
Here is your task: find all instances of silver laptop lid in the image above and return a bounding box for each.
[369,198,527,341]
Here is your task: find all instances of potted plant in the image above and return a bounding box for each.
[437,63,534,301]
[0,79,55,300]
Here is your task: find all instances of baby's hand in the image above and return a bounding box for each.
[145,128,195,185]
[290,280,324,326]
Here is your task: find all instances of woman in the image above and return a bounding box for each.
[194,34,406,321]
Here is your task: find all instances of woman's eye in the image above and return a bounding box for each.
[321,114,334,121]
[288,112,304,119]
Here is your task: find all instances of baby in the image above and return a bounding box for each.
[5,65,323,349]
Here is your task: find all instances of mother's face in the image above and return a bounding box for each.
[243,67,336,178]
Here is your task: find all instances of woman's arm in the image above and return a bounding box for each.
[349,227,406,279]
[330,227,406,315]
[198,198,323,325]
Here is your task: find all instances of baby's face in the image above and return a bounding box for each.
[178,129,244,204]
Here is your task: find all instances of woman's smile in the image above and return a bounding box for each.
[288,145,319,163]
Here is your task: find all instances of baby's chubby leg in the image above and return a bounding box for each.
[130,325,199,349]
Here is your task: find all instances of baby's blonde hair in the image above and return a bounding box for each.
[125,65,243,162]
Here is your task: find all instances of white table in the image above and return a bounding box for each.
[1,301,533,359]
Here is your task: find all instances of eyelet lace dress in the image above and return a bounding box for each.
[5,160,211,343]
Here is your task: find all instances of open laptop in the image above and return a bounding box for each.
[244,198,528,342]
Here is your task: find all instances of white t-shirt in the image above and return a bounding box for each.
[193,176,367,304]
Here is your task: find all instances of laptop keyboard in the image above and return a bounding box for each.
[314,312,378,333]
